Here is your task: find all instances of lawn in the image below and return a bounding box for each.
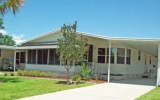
[0,75,93,100]
[136,87,160,100]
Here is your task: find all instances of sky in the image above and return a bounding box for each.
[1,0,160,44]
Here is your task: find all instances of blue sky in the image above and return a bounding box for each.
[1,0,160,44]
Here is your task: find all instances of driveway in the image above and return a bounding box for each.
[19,79,156,100]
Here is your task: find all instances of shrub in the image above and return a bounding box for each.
[17,70,24,76]
[71,75,80,81]
[23,70,29,76]
[10,72,15,76]
[79,63,91,81]
[28,70,41,77]
[4,73,7,76]
[39,72,47,77]
[52,73,59,78]
[46,71,52,77]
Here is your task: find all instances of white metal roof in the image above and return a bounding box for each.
[18,29,160,56]
[21,28,160,44]
[0,45,16,50]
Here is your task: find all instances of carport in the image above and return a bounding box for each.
[0,45,16,71]
[106,37,160,86]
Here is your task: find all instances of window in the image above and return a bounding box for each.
[126,49,131,65]
[117,48,125,64]
[38,49,48,64]
[28,50,36,64]
[138,51,141,61]
[49,49,60,65]
[106,48,114,63]
[150,56,151,64]
[97,48,105,63]
[20,52,25,63]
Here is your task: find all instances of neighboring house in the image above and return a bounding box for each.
[0,29,160,86]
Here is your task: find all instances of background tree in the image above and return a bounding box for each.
[56,21,89,84]
[0,0,25,16]
[0,18,4,37]
[0,34,15,45]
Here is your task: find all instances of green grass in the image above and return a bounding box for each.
[0,75,93,100]
[136,87,160,100]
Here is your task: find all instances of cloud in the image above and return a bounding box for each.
[12,34,26,44]
[0,30,7,35]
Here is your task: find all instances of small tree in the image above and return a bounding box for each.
[56,21,89,84]
[0,34,15,46]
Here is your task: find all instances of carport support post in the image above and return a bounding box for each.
[13,50,16,72]
[157,44,160,86]
[108,41,111,83]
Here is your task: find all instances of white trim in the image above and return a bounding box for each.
[20,29,60,45]
[13,50,16,72]
[108,41,111,83]
[157,44,160,86]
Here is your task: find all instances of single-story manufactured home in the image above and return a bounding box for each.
[0,29,160,86]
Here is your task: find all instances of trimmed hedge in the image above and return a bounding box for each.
[17,70,59,78]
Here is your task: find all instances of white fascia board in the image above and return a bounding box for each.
[16,45,57,50]
[20,29,61,45]
[0,45,16,50]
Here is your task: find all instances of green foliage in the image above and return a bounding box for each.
[71,75,80,81]
[56,21,89,83]
[16,70,59,78]
[39,72,47,77]
[10,72,15,76]
[28,70,41,77]
[4,73,7,76]
[17,70,24,76]
[51,73,59,78]
[0,34,16,46]
[79,63,91,81]
[0,0,25,16]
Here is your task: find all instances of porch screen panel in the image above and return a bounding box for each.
[28,50,36,64]
[117,48,125,64]
[32,50,36,64]
[126,49,131,65]
[28,50,32,64]
[38,50,43,64]
[20,52,25,63]
[49,49,55,64]
[98,48,105,63]
[106,48,115,63]
[43,49,48,64]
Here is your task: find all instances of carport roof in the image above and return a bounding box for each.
[80,32,159,56]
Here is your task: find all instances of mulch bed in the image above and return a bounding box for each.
[15,76,107,84]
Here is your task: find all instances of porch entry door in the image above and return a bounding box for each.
[144,56,148,73]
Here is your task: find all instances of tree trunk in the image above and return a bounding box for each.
[66,69,70,85]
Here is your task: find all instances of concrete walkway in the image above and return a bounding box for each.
[19,79,155,100]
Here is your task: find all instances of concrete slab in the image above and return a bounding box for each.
[19,78,156,100]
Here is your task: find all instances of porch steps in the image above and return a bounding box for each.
[142,72,151,78]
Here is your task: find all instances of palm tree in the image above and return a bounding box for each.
[0,18,4,37]
[0,34,15,46]
[0,0,25,16]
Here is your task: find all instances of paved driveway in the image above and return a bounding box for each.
[19,79,156,100]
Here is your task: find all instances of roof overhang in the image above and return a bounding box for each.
[0,45,16,50]
[16,45,57,50]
